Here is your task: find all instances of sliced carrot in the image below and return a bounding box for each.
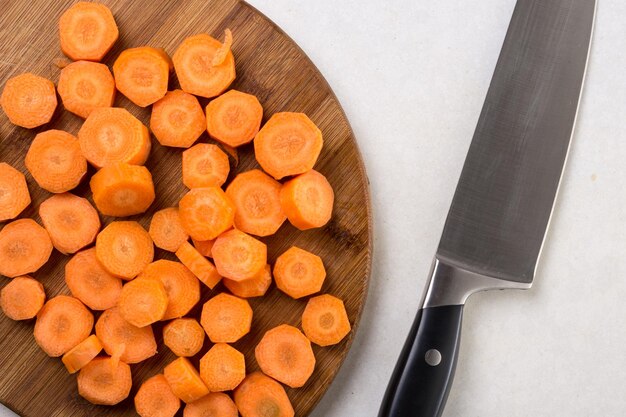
[25,130,87,194]
[255,324,316,388]
[254,112,323,180]
[61,334,102,374]
[149,207,189,252]
[90,162,155,217]
[173,34,236,98]
[118,278,168,328]
[139,260,200,320]
[96,307,157,364]
[184,392,238,417]
[225,169,285,236]
[280,169,334,230]
[223,264,272,299]
[221,142,239,167]
[0,219,53,278]
[113,47,173,107]
[191,238,214,258]
[109,341,125,373]
[163,318,205,357]
[175,241,222,289]
[39,193,100,254]
[77,357,132,406]
[78,107,151,168]
[164,357,210,404]
[273,246,326,299]
[182,143,230,189]
[95,221,154,280]
[178,187,235,241]
[65,248,122,311]
[0,73,56,128]
[233,372,294,417]
[58,60,115,118]
[151,89,205,148]
[59,2,119,62]
[211,229,267,281]
[135,374,181,417]
[212,29,233,66]
[199,343,245,392]
[34,295,94,357]
[0,163,30,222]
[200,293,252,343]
[302,294,351,347]
[206,90,263,147]
[0,276,45,320]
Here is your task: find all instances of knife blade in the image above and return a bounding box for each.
[379,1,596,416]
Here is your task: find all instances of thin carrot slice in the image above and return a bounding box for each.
[79,107,151,168]
[118,278,168,328]
[59,2,119,61]
[149,207,189,252]
[273,246,326,299]
[175,241,222,289]
[96,307,157,364]
[200,293,252,343]
[182,143,230,189]
[178,187,235,241]
[65,248,122,311]
[223,264,272,299]
[96,221,154,279]
[61,334,102,374]
[233,372,294,417]
[302,294,351,346]
[173,34,236,98]
[0,276,45,320]
[191,238,214,258]
[212,29,233,66]
[90,162,155,217]
[164,357,210,404]
[58,60,116,118]
[0,219,53,278]
[254,112,323,180]
[113,47,173,107]
[211,229,266,282]
[34,295,94,357]
[39,193,100,254]
[139,260,199,320]
[255,324,316,388]
[225,169,285,236]
[163,318,205,357]
[0,163,30,222]
[184,392,238,417]
[0,73,57,129]
[280,170,334,230]
[135,374,181,417]
[206,90,263,147]
[199,343,245,392]
[151,90,205,148]
[77,357,131,406]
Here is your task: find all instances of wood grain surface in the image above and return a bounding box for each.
[0,1,372,416]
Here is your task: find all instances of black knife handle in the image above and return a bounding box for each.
[378,304,464,417]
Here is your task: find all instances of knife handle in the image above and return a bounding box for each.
[378,304,464,417]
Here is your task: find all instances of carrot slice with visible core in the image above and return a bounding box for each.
[280,169,334,230]
[191,238,214,258]
[200,293,252,343]
[163,318,205,357]
[151,89,205,148]
[199,343,245,392]
[65,248,122,311]
[182,143,230,189]
[164,357,209,404]
[59,2,119,61]
[0,219,53,278]
[178,187,235,241]
[233,372,294,417]
[206,90,262,147]
[0,276,45,320]
[184,392,238,417]
[0,73,57,129]
[96,221,154,279]
[113,47,172,107]
[211,229,267,281]
[90,162,155,217]
[134,374,181,417]
[149,207,189,252]
[96,307,157,364]
[0,163,30,222]
[273,246,326,299]
[223,264,272,299]
[77,357,131,406]
[62,334,103,374]
[58,61,116,118]
[175,241,222,289]
[118,278,168,327]
[302,294,351,346]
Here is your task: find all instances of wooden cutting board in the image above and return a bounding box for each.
[0,1,372,416]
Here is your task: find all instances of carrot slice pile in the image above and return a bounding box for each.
[211,229,267,281]
[96,307,157,364]
[95,221,154,279]
[0,219,53,278]
[182,143,230,189]
[223,264,272,299]
[0,276,45,320]
[61,334,103,374]
[200,293,252,343]
[184,392,238,417]
[234,372,295,417]
[139,260,199,320]
[0,73,57,129]
[273,246,326,299]
[59,2,119,62]
[206,89,263,147]
[163,318,205,358]
[164,357,209,404]
[149,207,189,252]
[134,374,181,417]
[77,357,132,406]
[151,89,206,148]
[280,169,334,230]
[175,241,222,289]
[179,187,235,241]
[113,47,173,107]
[118,278,169,327]
[58,61,116,118]
[0,163,30,222]
[65,248,122,311]
[200,343,246,392]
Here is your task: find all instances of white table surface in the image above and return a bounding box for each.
[3,1,624,416]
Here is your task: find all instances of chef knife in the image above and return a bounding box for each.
[378,1,596,416]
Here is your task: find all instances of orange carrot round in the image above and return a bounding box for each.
[134,374,181,417]
[225,169,286,236]
[223,264,272,299]
[175,241,222,289]
[114,47,173,107]
[206,90,263,147]
[0,219,53,278]
[0,73,57,129]
[0,276,45,320]
[211,229,267,281]
[25,130,87,194]
[301,294,351,346]
[280,169,334,230]
[199,343,245,392]
[200,293,252,343]
[234,372,294,417]
[65,248,122,311]
[58,60,116,118]
[178,187,235,241]
[96,307,157,364]
[0,163,30,222]
[39,193,101,254]
[273,246,326,299]
[254,112,323,180]
[184,392,238,417]
[151,89,206,148]
[59,2,119,62]
[77,356,132,405]
[118,278,169,327]
[163,318,205,357]
[255,324,316,388]
[61,334,102,374]
[149,207,189,252]
[34,295,94,357]
[139,260,199,320]
[164,357,209,404]
[182,143,230,189]
[96,221,154,279]
[191,238,215,258]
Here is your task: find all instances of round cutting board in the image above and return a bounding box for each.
[0,1,372,416]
